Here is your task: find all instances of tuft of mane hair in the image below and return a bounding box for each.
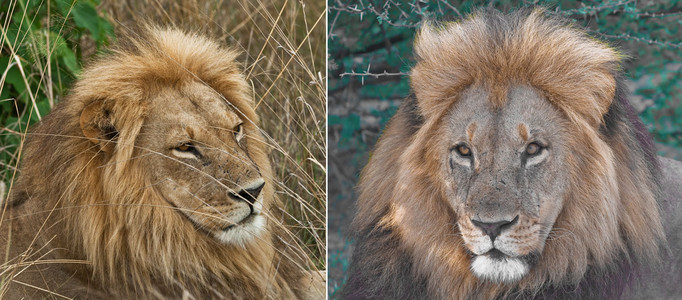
[412,8,620,128]
[1,27,322,299]
[343,8,681,300]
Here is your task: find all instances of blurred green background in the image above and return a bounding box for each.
[328,0,682,297]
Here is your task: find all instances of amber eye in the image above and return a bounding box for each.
[525,142,542,156]
[234,123,244,142]
[456,144,472,157]
[175,143,193,152]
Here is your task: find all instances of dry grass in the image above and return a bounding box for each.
[0,0,325,296]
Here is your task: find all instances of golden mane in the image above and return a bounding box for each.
[346,9,665,299]
[3,28,318,299]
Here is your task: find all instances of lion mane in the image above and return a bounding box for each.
[344,9,680,299]
[1,28,321,299]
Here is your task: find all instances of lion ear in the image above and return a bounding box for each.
[79,101,118,153]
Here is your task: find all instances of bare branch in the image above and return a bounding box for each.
[595,31,682,49]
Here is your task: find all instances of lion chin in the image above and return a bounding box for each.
[470,252,528,283]
[214,212,267,247]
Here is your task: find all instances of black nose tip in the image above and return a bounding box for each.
[234,181,265,203]
[471,215,519,242]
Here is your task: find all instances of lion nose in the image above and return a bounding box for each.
[471,215,519,242]
[231,179,265,204]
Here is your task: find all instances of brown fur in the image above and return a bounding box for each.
[0,27,323,299]
[344,9,677,299]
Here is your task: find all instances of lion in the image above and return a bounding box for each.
[0,27,324,299]
[343,9,682,299]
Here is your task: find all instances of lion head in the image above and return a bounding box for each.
[2,27,321,299]
[81,75,268,247]
[346,9,666,299]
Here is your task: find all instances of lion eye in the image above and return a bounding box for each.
[525,142,543,156]
[456,144,472,157]
[234,123,244,142]
[172,142,201,159]
[176,143,194,152]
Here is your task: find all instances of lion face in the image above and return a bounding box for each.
[137,81,266,246]
[440,86,571,283]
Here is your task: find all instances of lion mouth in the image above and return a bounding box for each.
[221,193,264,231]
[483,249,507,259]
[221,212,258,231]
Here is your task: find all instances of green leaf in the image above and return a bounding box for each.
[39,97,51,115]
[51,34,81,74]
[2,58,28,102]
[71,1,102,40]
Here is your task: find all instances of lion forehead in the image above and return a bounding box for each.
[446,86,566,149]
[147,82,243,130]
